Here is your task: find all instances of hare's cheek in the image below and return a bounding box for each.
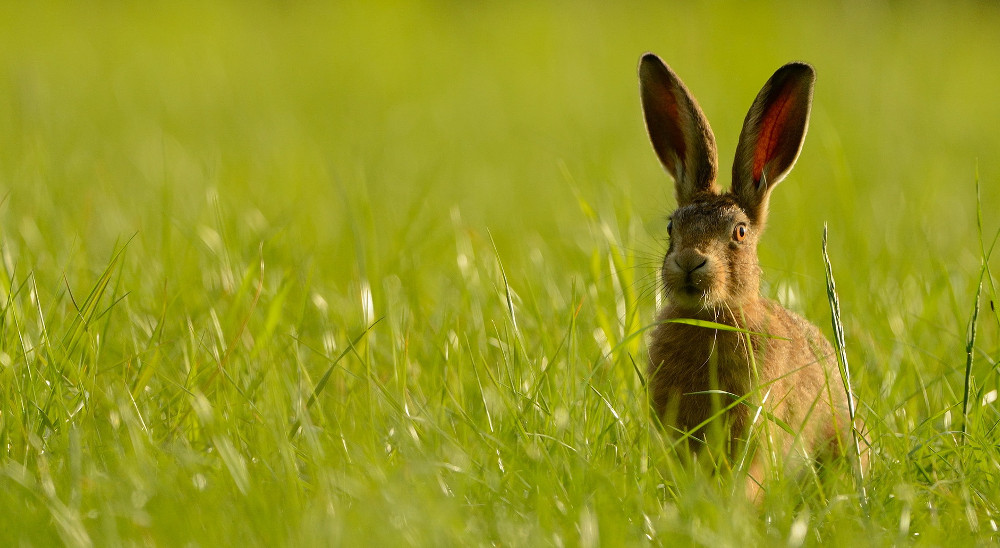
[660,264,677,288]
[660,259,686,289]
[699,263,724,291]
[661,252,677,275]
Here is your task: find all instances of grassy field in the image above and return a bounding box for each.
[2,1,1000,545]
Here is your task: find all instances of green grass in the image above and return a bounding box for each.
[2,1,1000,545]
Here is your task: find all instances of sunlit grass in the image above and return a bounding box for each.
[1,1,999,545]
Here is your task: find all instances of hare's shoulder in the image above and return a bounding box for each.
[761,299,836,363]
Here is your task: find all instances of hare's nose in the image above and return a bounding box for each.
[675,253,708,274]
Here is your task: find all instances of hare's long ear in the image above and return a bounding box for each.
[731,62,815,223]
[639,53,719,205]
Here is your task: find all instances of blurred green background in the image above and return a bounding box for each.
[4,1,998,268]
[1,1,999,545]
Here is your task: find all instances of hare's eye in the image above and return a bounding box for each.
[667,220,673,234]
[732,224,748,242]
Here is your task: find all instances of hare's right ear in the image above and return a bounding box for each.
[639,53,719,205]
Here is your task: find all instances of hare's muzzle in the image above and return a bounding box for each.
[670,249,711,294]
[675,250,708,276]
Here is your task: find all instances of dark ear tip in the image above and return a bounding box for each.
[639,52,666,75]
[779,61,817,82]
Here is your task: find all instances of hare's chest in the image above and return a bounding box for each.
[649,326,757,397]
[648,325,761,433]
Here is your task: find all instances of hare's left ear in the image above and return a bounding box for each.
[731,62,815,222]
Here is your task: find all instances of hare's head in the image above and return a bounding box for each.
[639,54,815,312]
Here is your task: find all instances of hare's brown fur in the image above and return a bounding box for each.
[649,293,841,453]
[639,54,857,493]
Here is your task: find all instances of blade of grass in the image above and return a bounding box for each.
[288,318,382,439]
[822,224,867,502]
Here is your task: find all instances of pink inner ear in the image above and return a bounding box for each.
[652,86,687,163]
[751,92,793,183]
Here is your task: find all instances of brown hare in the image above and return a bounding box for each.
[639,53,857,497]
